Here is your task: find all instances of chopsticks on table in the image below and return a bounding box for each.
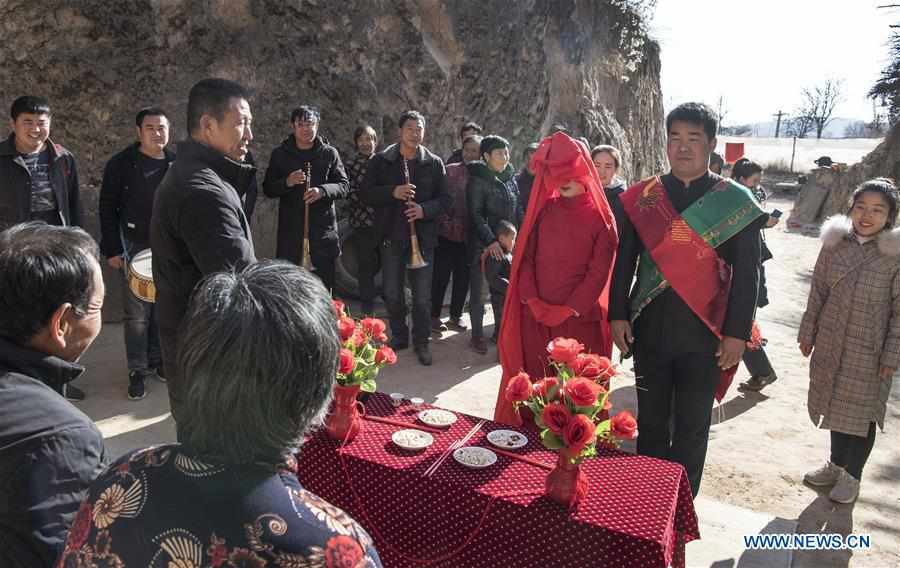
[489,447,554,470]
[362,414,444,434]
[423,419,485,478]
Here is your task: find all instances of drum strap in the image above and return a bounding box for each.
[119,226,132,264]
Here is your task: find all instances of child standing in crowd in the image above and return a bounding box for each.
[732,157,780,392]
[799,178,900,504]
[484,220,516,343]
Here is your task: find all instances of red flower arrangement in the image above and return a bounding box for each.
[506,336,637,463]
[334,300,396,392]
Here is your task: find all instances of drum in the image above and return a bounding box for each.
[127,249,156,303]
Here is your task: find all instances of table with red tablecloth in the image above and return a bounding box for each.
[296,393,699,568]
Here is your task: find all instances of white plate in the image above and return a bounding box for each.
[453,446,497,469]
[486,429,528,450]
[417,409,457,428]
[391,429,434,451]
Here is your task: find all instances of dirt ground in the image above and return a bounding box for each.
[76,194,898,567]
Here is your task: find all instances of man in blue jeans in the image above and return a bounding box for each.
[99,107,175,400]
[361,110,450,365]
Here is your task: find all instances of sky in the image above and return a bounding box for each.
[651,0,895,126]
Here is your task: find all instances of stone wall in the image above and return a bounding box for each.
[0,0,666,317]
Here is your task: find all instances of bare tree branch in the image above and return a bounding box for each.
[796,79,844,139]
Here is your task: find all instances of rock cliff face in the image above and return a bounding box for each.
[0,0,664,314]
[790,124,900,228]
[819,124,900,219]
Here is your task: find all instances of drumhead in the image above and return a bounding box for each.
[130,249,153,278]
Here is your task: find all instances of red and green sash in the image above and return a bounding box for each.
[621,176,764,335]
[620,176,764,400]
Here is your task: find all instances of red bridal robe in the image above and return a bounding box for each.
[494,133,618,426]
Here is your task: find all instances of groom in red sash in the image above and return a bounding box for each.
[609,103,765,496]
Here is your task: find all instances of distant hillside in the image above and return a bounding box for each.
[723,117,878,139]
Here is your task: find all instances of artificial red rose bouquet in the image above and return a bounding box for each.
[334,300,396,392]
[505,337,637,463]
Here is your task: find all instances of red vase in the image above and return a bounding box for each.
[545,448,588,508]
[325,383,363,442]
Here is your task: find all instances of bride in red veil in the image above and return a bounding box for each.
[494,132,619,426]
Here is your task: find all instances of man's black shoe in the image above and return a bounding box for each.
[414,344,432,366]
[389,338,409,351]
[63,384,85,402]
[128,371,147,401]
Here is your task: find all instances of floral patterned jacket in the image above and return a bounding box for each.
[57,444,381,568]
[345,153,376,230]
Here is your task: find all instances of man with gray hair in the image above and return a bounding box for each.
[59,261,382,566]
[0,222,107,567]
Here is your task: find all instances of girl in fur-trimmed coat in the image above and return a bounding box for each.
[798,178,900,504]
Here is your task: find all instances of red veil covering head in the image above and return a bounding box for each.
[494,132,619,425]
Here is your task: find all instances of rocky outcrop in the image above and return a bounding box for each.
[819,124,900,219]
[0,0,665,314]
[789,124,899,229]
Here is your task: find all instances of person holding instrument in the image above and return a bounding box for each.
[263,105,349,292]
[99,107,174,400]
[361,110,450,366]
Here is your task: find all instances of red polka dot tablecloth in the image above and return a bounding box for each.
[296,393,699,568]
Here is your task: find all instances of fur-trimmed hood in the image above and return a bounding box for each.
[820,214,900,256]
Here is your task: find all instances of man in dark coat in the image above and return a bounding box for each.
[609,103,764,496]
[515,142,539,210]
[263,106,349,292]
[0,96,80,233]
[99,107,175,401]
[0,223,107,567]
[361,110,451,365]
[151,78,256,424]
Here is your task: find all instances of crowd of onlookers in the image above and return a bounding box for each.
[1,82,897,567]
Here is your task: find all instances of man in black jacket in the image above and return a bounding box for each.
[263,106,349,292]
[151,78,256,424]
[0,96,80,233]
[361,110,451,365]
[515,142,539,210]
[0,222,107,567]
[609,103,763,496]
[99,107,174,401]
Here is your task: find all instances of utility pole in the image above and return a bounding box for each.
[717,96,726,133]
[773,110,786,138]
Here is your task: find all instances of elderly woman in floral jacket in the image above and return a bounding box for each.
[798,178,900,504]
